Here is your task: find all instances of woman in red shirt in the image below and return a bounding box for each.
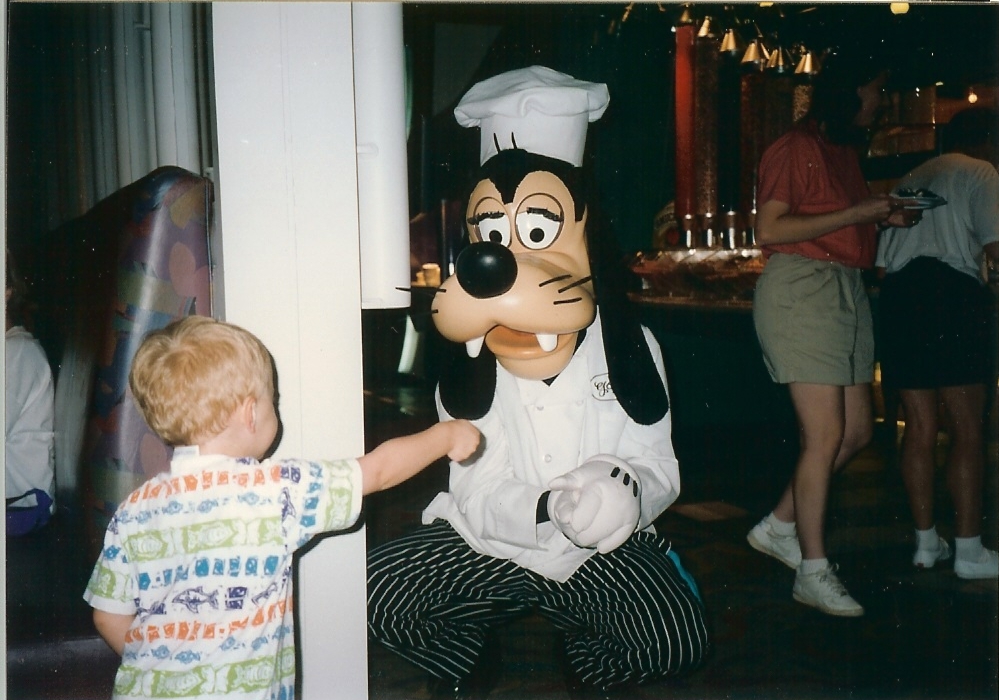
[746,53,918,616]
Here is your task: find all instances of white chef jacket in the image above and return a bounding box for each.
[5,325,56,507]
[423,312,680,583]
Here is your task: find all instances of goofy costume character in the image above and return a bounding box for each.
[367,66,708,697]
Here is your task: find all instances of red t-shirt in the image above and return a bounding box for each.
[757,121,877,268]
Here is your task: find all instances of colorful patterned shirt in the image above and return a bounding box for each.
[84,447,362,700]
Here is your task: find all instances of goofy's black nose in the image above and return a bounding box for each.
[454,242,517,299]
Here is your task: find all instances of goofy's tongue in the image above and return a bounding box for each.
[484,326,559,359]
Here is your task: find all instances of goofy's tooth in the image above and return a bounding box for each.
[536,334,558,352]
[465,336,485,358]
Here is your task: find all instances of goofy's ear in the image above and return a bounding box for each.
[438,341,496,420]
[587,213,669,426]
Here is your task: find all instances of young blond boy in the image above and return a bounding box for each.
[83,316,479,700]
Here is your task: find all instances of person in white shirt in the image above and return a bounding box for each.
[876,106,999,580]
[5,248,56,535]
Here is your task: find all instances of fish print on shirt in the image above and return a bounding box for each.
[172,585,219,614]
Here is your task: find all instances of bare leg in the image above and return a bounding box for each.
[898,389,940,531]
[939,384,986,538]
[781,384,844,560]
[771,383,872,541]
[839,383,874,467]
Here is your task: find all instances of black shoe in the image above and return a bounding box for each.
[426,636,502,699]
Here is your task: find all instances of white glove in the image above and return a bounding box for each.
[546,455,641,554]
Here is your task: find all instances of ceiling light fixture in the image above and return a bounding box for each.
[767,46,792,74]
[742,39,768,67]
[720,28,741,55]
[795,50,818,76]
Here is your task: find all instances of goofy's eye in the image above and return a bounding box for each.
[516,207,562,250]
[473,213,512,247]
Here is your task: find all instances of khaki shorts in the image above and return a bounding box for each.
[753,253,874,386]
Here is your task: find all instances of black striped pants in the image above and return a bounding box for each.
[367,521,709,691]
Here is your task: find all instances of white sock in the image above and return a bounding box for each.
[955,535,984,562]
[799,557,829,575]
[766,512,796,536]
[915,526,940,551]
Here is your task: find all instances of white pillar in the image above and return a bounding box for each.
[353,2,412,310]
[211,3,368,698]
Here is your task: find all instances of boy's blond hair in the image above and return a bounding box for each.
[129,316,274,446]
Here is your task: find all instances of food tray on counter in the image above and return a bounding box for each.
[630,248,764,303]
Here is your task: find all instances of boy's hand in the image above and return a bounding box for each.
[446,419,481,462]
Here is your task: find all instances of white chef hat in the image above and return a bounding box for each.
[454,65,610,167]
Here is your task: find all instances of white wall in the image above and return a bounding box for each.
[211,3,368,698]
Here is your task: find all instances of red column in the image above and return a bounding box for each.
[675,23,697,235]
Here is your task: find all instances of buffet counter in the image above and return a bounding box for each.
[628,248,798,461]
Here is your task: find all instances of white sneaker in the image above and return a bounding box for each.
[913,539,952,569]
[747,519,801,569]
[954,547,999,580]
[792,564,864,617]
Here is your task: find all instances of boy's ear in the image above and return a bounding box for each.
[237,396,257,433]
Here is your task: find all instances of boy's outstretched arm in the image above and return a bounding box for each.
[360,419,480,495]
[93,609,135,656]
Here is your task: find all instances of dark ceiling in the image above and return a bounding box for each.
[407,2,999,98]
[746,1,999,94]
